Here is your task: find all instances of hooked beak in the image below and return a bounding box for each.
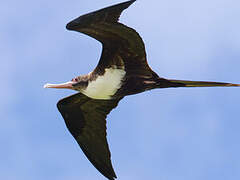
[44,81,74,89]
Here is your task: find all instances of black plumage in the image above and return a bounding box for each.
[44,1,240,179]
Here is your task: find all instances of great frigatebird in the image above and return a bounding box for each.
[44,0,239,179]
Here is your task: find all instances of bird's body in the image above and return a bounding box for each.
[81,68,126,99]
[44,1,240,179]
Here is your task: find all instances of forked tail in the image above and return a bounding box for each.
[166,79,240,88]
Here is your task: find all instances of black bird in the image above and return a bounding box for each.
[44,0,239,179]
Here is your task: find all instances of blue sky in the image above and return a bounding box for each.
[1,0,240,179]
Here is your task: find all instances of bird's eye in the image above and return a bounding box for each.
[72,78,78,82]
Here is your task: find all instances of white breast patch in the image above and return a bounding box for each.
[81,68,126,99]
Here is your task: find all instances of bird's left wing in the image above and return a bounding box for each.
[66,0,155,77]
[57,93,122,180]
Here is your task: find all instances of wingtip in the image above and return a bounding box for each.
[66,21,76,30]
[66,23,71,30]
[122,0,137,8]
[66,0,137,31]
[105,173,117,180]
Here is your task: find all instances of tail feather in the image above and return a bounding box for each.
[167,79,240,88]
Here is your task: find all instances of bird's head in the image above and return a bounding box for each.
[44,75,88,91]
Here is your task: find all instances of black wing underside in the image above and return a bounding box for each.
[57,93,122,180]
[66,0,155,77]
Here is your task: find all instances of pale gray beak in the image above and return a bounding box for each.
[44,81,74,89]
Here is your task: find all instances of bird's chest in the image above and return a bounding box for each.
[81,68,126,99]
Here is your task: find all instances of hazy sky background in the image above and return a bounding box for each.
[1,0,240,179]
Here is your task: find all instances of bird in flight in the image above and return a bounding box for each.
[44,0,239,179]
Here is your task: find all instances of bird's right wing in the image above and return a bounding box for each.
[57,93,122,180]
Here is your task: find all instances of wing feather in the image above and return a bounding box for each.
[66,0,154,77]
[57,93,122,180]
